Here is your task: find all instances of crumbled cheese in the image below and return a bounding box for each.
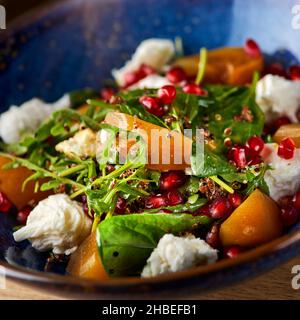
[141,234,218,278]
[13,194,92,255]
[256,75,300,123]
[55,128,97,159]
[0,95,71,144]
[128,74,171,90]
[112,39,175,86]
[262,143,300,200]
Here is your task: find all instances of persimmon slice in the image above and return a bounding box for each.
[173,47,264,85]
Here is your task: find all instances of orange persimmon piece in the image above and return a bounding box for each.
[67,232,109,280]
[220,189,283,248]
[172,47,264,85]
[273,124,300,148]
[104,112,193,171]
[0,156,51,210]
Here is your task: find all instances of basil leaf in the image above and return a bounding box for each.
[97,213,211,277]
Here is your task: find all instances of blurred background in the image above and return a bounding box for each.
[0,0,53,21]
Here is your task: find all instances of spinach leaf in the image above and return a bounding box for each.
[97,213,211,277]
[207,82,264,150]
[69,88,98,108]
[191,143,236,177]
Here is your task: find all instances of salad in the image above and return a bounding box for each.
[0,38,300,279]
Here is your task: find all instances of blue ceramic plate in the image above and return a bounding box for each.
[0,0,300,299]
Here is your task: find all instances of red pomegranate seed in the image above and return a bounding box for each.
[139,63,155,76]
[166,67,187,83]
[244,39,261,58]
[228,193,242,209]
[247,136,264,154]
[263,63,288,78]
[194,203,211,216]
[280,206,299,226]
[139,96,165,117]
[289,65,300,81]
[272,116,291,131]
[206,224,220,249]
[114,197,127,214]
[123,71,141,87]
[224,246,243,258]
[210,197,232,219]
[278,195,294,208]
[165,189,184,206]
[182,83,207,96]
[17,206,32,225]
[293,190,300,211]
[0,191,13,213]
[159,171,186,191]
[145,194,167,209]
[228,145,247,168]
[101,87,114,101]
[157,85,177,105]
[278,137,295,160]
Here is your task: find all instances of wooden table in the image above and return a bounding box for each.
[1,257,300,300]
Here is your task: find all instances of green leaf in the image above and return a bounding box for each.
[69,88,98,108]
[97,213,211,277]
[40,180,61,191]
[191,144,235,177]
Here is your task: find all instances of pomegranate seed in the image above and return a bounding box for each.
[145,194,167,209]
[224,246,243,258]
[206,224,220,249]
[278,195,294,208]
[272,116,291,131]
[280,206,299,227]
[139,63,155,77]
[17,206,32,225]
[157,85,177,105]
[166,67,187,83]
[139,96,165,117]
[228,193,242,209]
[210,197,232,219]
[247,136,264,154]
[165,189,184,206]
[83,202,89,216]
[247,155,262,166]
[0,191,13,213]
[244,39,261,58]
[194,203,211,216]
[101,87,114,101]
[182,83,207,96]
[289,65,300,81]
[278,137,295,160]
[263,63,288,78]
[115,197,127,214]
[123,71,141,87]
[293,190,300,211]
[228,145,247,168]
[159,171,186,191]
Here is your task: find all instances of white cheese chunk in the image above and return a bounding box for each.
[256,75,300,123]
[13,194,92,255]
[55,128,96,159]
[128,74,171,90]
[112,38,175,86]
[0,94,71,144]
[141,234,218,278]
[262,143,300,200]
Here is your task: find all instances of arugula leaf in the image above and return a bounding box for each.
[97,213,211,277]
[69,88,98,108]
